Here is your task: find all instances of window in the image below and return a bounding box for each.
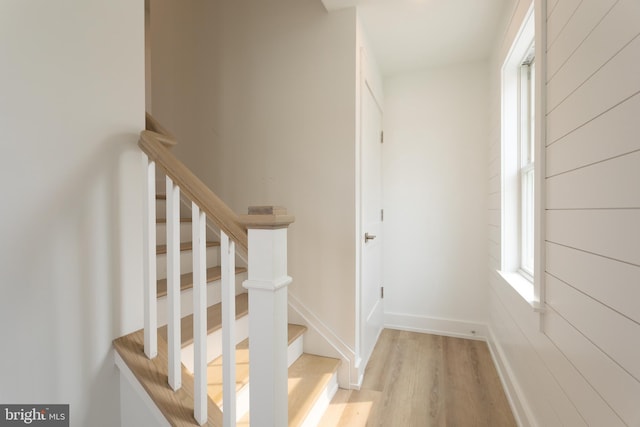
[500,6,538,301]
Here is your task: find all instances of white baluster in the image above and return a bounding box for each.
[167,176,181,390]
[192,203,207,425]
[143,154,157,359]
[221,231,236,427]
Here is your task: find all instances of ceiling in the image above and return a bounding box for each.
[322,0,513,76]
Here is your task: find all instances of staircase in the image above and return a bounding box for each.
[113,116,340,426]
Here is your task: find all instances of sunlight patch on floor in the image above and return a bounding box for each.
[318,389,379,427]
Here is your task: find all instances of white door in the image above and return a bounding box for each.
[360,80,383,365]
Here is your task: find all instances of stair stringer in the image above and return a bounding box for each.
[116,352,171,427]
[288,293,362,390]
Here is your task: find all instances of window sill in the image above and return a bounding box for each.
[497,270,544,313]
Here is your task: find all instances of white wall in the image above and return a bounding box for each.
[0,1,144,425]
[382,61,490,337]
[150,0,360,361]
[487,1,640,426]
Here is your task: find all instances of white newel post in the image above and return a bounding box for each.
[240,207,295,427]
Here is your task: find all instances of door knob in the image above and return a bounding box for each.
[365,232,377,242]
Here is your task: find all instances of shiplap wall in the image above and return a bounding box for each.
[488,1,640,426]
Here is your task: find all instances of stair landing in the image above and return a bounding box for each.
[235,353,340,427]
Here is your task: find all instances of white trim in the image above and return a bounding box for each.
[320,0,359,12]
[115,352,171,427]
[501,4,534,275]
[288,294,360,389]
[485,326,537,427]
[533,0,547,326]
[384,312,489,341]
[497,271,545,313]
[242,276,292,292]
[501,3,547,316]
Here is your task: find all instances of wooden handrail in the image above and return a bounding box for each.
[136,115,295,426]
[145,112,177,145]
[138,130,248,254]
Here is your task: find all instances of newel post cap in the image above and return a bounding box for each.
[240,206,295,229]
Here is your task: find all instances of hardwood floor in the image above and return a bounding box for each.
[319,329,517,427]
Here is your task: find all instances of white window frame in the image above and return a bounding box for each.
[499,3,545,311]
[520,52,535,279]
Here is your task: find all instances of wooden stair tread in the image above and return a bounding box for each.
[156,194,167,200]
[156,241,220,255]
[288,354,341,427]
[237,353,341,426]
[156,217,192,224]
[157,266,247,298]
[113,329,223,426]
[287,323,307,344]
[158,293,249,348]
[206,324,308,406]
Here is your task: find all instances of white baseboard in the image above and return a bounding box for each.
[485,326,535,427]
[384,312,489,340]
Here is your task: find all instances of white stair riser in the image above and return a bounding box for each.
[155,199,191,220]
[156,245,220,280]
[182,314,250,373]
[287,334,304,368]
[156,272,247,326]
[300,371,338,427]
[156,222,215,245]
[232,336,308,424]
[180,318,307,422]
[234,384,251,422]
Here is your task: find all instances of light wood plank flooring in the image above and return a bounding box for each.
[319,329,516,427]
